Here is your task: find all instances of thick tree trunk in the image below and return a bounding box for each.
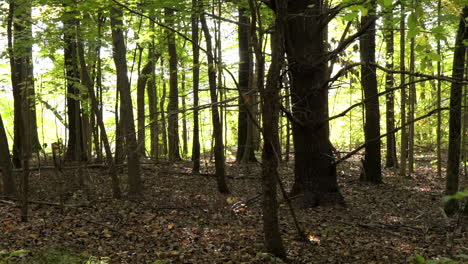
[359,0,382,184]
[191,0,201,173]
[285,0,342,206]
[110,6,142,198]
[236,6,256,163]
[200,12,230,194]
[444,5,468,215]
[63,6,86,162]
[9,0,41,168]
[383,6,397,168]
[165,8,181,161]
[408,1,416,174]
[0,114,16,197]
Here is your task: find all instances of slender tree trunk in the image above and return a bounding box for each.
[192,0,201,173]
[408,1,416,174]
[137,62,152,156]
[200,12,230,194]
[436,0,443,178]
[260,0,287,257]
[359,0,382,184]
[80,27,122,199]
[110,5,142,198]
[399,2,408,177]
[383,6,397,168]
[165,8,181,161]
[182,72,188,157]
[444,5,468,215]
[160,62,168,158]
[0,114,16,197]
[147,11,159,159]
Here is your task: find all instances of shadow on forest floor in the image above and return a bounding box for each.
[0,158,467,263]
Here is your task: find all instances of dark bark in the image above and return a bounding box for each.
[0,114,16,197]
[63,6,86,162]
[8,0,41,168]
[383,7,397,168]
[147,51,159,159]
[284,0,343,206]
[237,6,257,163]
[200,12,230,194]
[260,0,287,257]
[78,22,122,198]
[191,0,201,174]
[165,8,182,161]
[359,0,382,184]
[110,6,142,198]
[444,5,468,216]
[137,62,152,156]
[160,65,168,157]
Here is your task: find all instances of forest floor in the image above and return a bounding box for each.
[1,157,467,264]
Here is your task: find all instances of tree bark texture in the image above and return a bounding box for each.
[444,5,468,215]
[359,0,382,184]
[110,6,142,198]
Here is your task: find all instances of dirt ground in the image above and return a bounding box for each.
[1,159,467,263]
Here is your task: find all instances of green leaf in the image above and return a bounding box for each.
[383,0,393,7]
[343,12,358,21]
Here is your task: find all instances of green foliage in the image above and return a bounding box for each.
[256,252,284,263]
[0,249,30,264]
[442,190,468,203]
[411,254,468,264]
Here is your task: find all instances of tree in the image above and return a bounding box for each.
[63,3,86,162]
[444,5,468,216]
[191,0,201,174]
[236,3,256,163]
[200,10,230,194]
[0,113,16,197]
[399,1,408,178]
[165,7,182,162]
[359,0,382,183]
[260,0,287,257]
[110,5,142,198]
[383,4,397,168]
[281,0,344,206]
[8,0,41,168]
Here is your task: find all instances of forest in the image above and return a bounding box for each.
[0,0,467,263]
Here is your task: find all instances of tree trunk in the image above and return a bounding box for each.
[0,114,16,197]
[436,0,442,178]
[399,2,408,177]
[236,6,256,163]
[359,0,382,184]
[182,72,188,157]
[383,6,397,168]
[408,1,416,174]
[285,0,343,206]
[192,0,201,174]
[110,5,142,198]
[8,0,41,168]
[63,6,86,162]
[165,8,181,161]
[444,5,468,216]
[137,62,152,156]
[79,24,122,199]
[200,12,230,194]
[260,0,287,257]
